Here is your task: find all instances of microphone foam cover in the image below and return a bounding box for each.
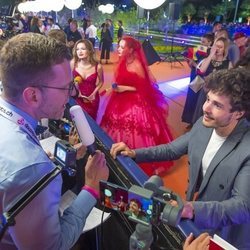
[69,105,95,146]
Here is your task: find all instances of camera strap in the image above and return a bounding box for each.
[0,102,40,146]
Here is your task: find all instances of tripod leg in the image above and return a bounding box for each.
[174,56,184,66]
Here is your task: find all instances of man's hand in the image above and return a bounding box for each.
[110,142,136,159]
[73,143,87,160]
[69,127,86,160]
[69,127,79,145]
[84,150,109,193]
[183,233,210,250]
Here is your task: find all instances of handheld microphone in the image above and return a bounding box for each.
[69,105,96,155]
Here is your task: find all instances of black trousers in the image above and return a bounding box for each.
[88,37,96,48]
[100,40,112,60]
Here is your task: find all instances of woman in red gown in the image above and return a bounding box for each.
[71,39,103,120]
[100,36,173,176]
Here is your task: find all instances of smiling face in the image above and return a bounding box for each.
[129,201,140,216]
[202,91,242,136]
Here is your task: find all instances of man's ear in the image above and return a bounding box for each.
[234,110,245,120]
[22,87,43,107]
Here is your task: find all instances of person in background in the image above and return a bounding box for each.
[13,13,24,33]
[71,39,103,120]
[30,16,42,34]
[192,36,232,123]
[215,28,240,66]
[101,36,173,176]
[235,46,250,70]
[0,33,109,250]
[100,23,113,64]
[85,19,97,48]
[38,18,46,34]
[212,21,222,35]
[110,68,250,249]
[182,33,214,129]
[20,14,30,33]
[106,18,114,51]
[117,20,124,44]
[233,32,249,58]
[45,17,60,35]
[66,19,83,50]
[63,17,72,37]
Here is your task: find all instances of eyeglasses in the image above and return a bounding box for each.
[35,81,77,97]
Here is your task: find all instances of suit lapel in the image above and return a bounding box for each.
[198,120,249,196]
[188,125,212,200]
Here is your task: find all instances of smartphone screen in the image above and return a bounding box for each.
[100,181,129,212]
[125,190,153,225]
[100,181,154,226]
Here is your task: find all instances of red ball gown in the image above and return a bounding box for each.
[100,66,173,176]
[73,66,100,120]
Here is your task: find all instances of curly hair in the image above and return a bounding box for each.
[0,33,71,99]
[205,68,250,120]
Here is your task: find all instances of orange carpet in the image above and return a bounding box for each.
[98,50,191,199]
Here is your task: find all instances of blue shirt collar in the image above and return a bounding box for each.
[0,97,38,131]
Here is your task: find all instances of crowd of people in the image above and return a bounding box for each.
[0,11,250,250]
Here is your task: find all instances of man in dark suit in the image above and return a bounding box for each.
[110,68,250,249]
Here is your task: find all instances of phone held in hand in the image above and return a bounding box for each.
[100,181,163,226]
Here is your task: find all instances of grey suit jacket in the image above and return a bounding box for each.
[135,118,250,249]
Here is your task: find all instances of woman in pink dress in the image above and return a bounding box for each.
[100,36,173,176]
[71,39,103,120]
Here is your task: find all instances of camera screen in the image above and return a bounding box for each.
[56,146,66,162]
[100,181,153,225]
[126,192,153,225]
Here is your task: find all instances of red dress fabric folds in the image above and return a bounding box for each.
[101,65,173,176]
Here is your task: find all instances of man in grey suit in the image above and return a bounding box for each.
[110,68,250,250]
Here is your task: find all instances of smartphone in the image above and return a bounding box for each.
[100,181,155,226]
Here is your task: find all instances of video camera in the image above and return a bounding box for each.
[49,119,73,140]
[54,140,77,176]
[100,175,183,228]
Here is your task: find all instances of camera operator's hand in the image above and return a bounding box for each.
[85,150,109,193]
[183,233,210,250]
[73,143,87,160]
[69,127,79,145]
[110,142,136,159]
[69,127,86,160]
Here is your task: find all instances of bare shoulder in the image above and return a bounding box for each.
[97,63,103,71]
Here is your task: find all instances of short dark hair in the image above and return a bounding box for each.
[205,68,250,120]
[203,33,214,44]
[0,33,71,99]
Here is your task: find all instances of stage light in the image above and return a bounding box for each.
[133,0,166,10]
[51,0,65,12]
[17,2,26,13]
[98,4,114,14]
[64,0,82,10]
[34,0,51,12]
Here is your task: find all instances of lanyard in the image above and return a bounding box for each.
[0,103,40,146]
